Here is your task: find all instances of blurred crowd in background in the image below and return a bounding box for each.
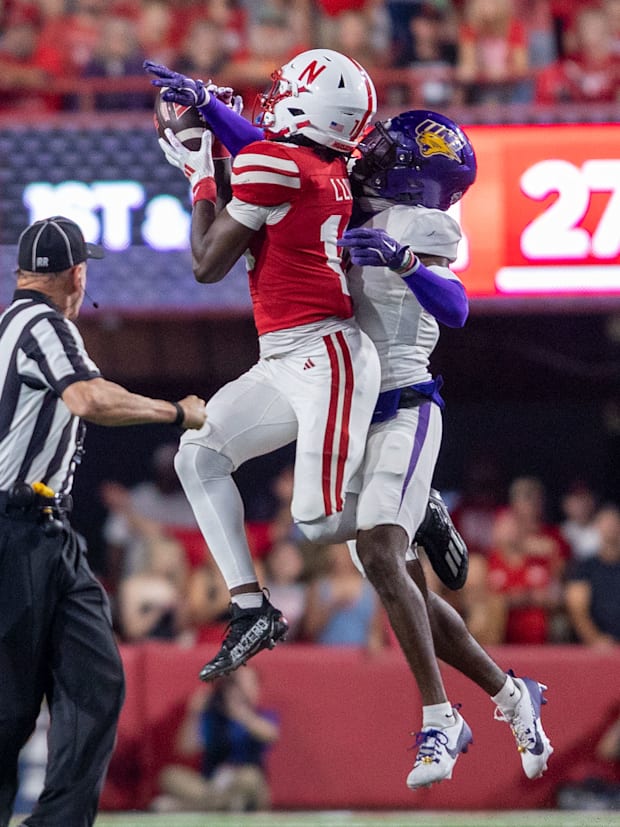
[98,443,620,652]
[2,0,618,651]
[0,0,618,114]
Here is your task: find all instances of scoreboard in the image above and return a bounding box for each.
[454,124,620,300]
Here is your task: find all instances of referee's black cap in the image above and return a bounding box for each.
[17,216,104,274]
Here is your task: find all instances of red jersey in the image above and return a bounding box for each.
[487,551,555,644]
[230,140,354,335]
[536,56,620,104]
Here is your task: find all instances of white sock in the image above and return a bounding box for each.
[423,702,456,729]
[231,592,264,610]
[492,674,521,714]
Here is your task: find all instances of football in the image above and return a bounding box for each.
[153,88,206,150]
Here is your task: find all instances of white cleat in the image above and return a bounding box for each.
[495,673,554,779]
[406,709,473,789]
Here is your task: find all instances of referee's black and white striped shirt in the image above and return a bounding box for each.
[0,289,100,496]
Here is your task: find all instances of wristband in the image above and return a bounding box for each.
[172,401,185,427]
[192,177,217,205]
[392,247,421,277]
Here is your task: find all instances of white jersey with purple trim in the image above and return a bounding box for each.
[346,202,462,393]
[341,203,463,546]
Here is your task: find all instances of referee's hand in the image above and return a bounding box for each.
[176,395,207,429]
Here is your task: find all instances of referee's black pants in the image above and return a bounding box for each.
[0,515,125,827]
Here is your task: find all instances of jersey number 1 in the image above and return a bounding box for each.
[321,215,350,296]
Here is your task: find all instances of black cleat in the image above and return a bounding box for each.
[199,595,289,681]
[414,488,468,590]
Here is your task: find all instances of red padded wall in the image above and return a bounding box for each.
[101,643,620,811]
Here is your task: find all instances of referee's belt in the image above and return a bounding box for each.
[0,486,73,520]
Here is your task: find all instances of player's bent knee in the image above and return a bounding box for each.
[357,525,408,580]
[297,514,342,543]
[296,492,357,543]
[102,671,125,722]
[174,442,233,486]
[297,512,354,544]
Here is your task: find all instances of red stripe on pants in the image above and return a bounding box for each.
[322,332,354,516]
[333,330,353,511]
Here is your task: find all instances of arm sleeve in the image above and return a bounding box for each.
[198,95,264,157]
[226,197,290,231]
[402,264,469,328]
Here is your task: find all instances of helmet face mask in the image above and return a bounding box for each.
[255,71,296,130]
[350,110,477,210]
[254,49,377,154]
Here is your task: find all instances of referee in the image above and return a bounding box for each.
[0,216,206,827]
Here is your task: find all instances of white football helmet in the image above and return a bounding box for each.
[255,49,377,153]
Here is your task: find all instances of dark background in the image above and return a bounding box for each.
[69,309,620,574]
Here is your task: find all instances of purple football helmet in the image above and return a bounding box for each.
[350,110,477,211]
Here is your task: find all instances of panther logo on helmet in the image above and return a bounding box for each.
[349,109,477,211]
[415,118,464,163]
[255,49,377,154]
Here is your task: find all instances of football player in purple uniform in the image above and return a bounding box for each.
[337,113,552,788]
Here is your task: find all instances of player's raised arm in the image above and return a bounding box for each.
[158,127,255,283]
[145,60,263,156]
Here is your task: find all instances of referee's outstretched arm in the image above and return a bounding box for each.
[63,378,206,430]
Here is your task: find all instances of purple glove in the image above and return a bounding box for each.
[144,60,207,107]
[337,227,410,269]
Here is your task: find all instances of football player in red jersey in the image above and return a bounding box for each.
[147,50,381,682]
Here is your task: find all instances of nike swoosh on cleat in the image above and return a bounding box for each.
[444,724,473,759]
[528,729,545,755]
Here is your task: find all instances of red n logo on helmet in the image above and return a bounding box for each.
[298,60,327,86]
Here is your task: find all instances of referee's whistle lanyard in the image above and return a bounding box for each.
[59,419,87,498]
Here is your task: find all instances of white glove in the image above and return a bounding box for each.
[158,128,216,204]
[158,128,214,184]
[206,83,244,116]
